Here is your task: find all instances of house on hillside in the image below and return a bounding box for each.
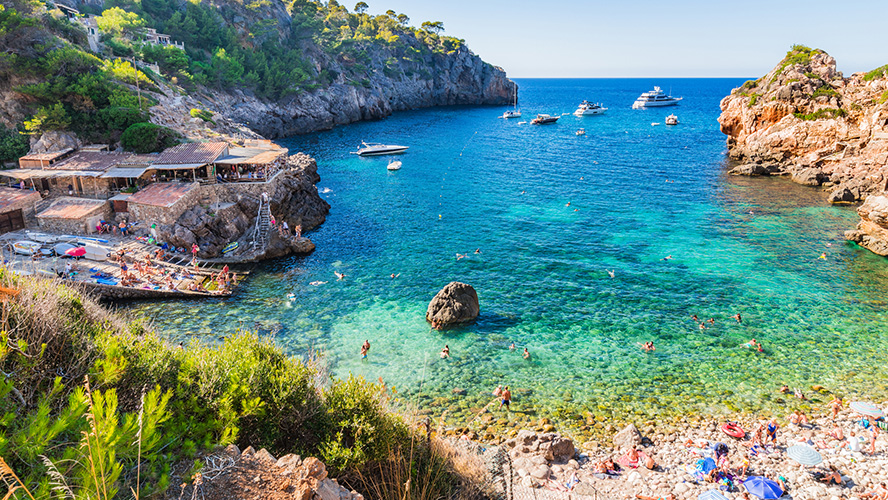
[142,28,185,50]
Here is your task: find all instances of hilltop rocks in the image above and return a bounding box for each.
[426,282,479,326]
[718,47,888,256]
[28,131,80,154]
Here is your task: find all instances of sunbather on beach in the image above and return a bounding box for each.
[635,494,675,500]
[817,465,843,485]
[788,410,809,426]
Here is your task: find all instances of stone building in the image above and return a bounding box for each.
[36,197,110,234]
[127,182,200,225]
[153,142,229,182]
[0,187,41,234]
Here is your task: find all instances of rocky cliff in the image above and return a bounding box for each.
[718,46,888,255]
[158,40,513,139]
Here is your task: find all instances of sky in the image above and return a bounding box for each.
[365,0,887,78]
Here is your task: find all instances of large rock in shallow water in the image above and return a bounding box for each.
[426,282,479,326]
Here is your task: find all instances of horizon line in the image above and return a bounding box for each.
[509,76,757,79]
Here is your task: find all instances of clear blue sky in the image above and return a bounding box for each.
[364,0,887,78]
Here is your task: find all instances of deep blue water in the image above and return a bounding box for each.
[131,79,888,420]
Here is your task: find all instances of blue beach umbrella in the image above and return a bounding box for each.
[743,476,783,499]
[696,457,717,473]
[786,445,822,466]
[698,490,729,500]
[850,401,885,418]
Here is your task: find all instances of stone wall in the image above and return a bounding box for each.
[128,182,201,225]
[43,175,113,198]
[37,204,111,234]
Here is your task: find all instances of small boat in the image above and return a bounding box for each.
[573,100,607,116]
[387,160,402,171]
[665,114,679,125]
[651,122,661,126]
[632,86,682,109]
[502,86,521,118]
[531,114,559,125]
[353,142,409,156]
[517,121,527,125]
[576,129,586,136]
[11,241,41,255]
[222,241,239,254]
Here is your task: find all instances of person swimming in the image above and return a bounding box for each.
[662,255,672,261]
[334,271,346,280]
[456,253,467,260]
[309,281,327,286]
[286,292,296,300]
[440,345,450,359]
[523,347,531,359]
[607,269,615,278]
[509,342,515,351]
[733,313,742,323]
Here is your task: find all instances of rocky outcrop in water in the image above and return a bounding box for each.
[426,282,480,327]
[718,46,888,254]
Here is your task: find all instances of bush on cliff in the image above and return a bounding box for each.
[120,122,180,153]
[864,64,888,81]
[0,268,454,498]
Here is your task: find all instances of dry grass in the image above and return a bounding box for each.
[0,457,36,500]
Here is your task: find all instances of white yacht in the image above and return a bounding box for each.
[353,142,409,156]
[387,160,402,170]
[530,114,559,125]
[631,87,683,109]
[573,100,607,116]
[665,114,679,125]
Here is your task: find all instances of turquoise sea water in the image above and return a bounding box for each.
[130,79,888,423]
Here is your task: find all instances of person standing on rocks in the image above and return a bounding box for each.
[499,386,511,412]
[766,418,779,444]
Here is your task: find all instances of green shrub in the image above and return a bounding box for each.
[863,64,888,81]
[878,90,888,104]
[0,126,28,164]
[748,93,759,107]
[120,122,179,153]
[811,86,839,99]
[793,108,846,120]
[189,108,215,123]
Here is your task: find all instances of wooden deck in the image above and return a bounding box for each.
[0,234,248,301]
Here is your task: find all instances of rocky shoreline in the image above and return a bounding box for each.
[717,46,888,257]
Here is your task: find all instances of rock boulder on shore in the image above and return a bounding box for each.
[426,282,479,327]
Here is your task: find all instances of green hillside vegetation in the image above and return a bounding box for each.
[0,1,171,150]
[0,0,471,155]
[0,268,476,499]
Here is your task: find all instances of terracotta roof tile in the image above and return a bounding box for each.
[127,182,196,207]
[155,142,228,165]
[37,198,106,219]
[51,152,130,172]
[20,148,74,162]
[0,187,40,212]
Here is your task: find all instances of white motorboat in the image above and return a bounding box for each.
[387,160,402,171]
[353,142,409,156]
[11,240,41,255]
[665,114,679,125]
[502,86,521,118]
[531,114,559,125]
[573,100,607,116]
[632,86,683,109]
[576,128,586,136]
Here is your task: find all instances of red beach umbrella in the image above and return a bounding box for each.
[65,247,86,257]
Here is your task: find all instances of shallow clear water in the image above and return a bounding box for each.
[130,79,888,422]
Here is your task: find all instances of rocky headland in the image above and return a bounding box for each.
[718,46,888,255]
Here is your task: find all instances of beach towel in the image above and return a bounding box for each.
[617,451,649,469]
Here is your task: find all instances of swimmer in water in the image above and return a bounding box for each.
[362,339,370,353]
[474,248,481,254]
[310,281,328,286]
[521,190,526,194]
[334,271,345,280]
[779,384,790,394]
[663,255,672,261]
[509,342,515,351]
[566,201,571,207]
[692,314,699,322]
[699,323,706,331]
[607,269,615,278]
[440,345,450,359]
[523,347,531,360]
[819,253,827,260]
[574,208,579,212]
[390,273,400,278]
[456,253,467,260]
[360,345,368,359]
[708,318,715,325]
[733,313,742,323]
[287,292,296,300]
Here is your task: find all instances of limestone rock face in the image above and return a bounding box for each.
[426,282,480,326]
[718,47,888,257]
[718,47,888,204]
[29,131,81,154]
[846,195,888,256]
